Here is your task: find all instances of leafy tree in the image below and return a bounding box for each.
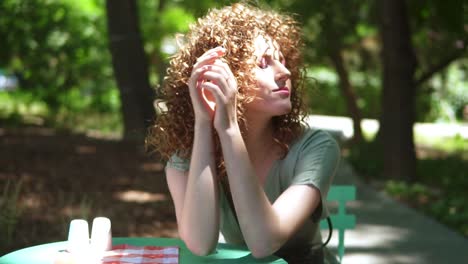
[137,0,197,89]
[409,0,468,123]
[0,0,116,117]
[137,0,225,89]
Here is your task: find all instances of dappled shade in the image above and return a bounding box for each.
[0,127,177,254]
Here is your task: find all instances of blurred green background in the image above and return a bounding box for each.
[0,0,467,254]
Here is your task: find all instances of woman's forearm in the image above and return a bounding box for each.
[180,121,220,255]
[218,125,284,258]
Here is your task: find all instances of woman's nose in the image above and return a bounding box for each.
[274,63,291,82]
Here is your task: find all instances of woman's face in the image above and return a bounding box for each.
[245,35,292,118]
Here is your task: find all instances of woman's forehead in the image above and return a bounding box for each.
[253,35,282,57]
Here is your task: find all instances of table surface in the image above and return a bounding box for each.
[0,237,286,264]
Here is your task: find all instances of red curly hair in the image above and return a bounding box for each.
[147,3,308,178]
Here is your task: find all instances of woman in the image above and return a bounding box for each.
[147,3,340,263]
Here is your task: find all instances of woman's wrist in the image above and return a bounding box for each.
[217,122,241,140]
[194,118,213,129]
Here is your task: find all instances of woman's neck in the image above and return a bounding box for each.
[244,115,279,163]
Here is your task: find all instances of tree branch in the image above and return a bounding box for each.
[415,43,467,88]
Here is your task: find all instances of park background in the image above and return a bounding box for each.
[0,0,467,261]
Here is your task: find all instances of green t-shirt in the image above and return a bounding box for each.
[166,128,340,251]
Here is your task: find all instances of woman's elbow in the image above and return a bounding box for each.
[178,221,219,256]
[251,249,271,259]
[250,247,276,259]
[182,234,217,256]
[185,240,216,256]
[249,241,281,259]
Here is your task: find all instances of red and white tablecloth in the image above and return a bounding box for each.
[101,244,179,264]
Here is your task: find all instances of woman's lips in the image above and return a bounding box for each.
[273,87,290,95]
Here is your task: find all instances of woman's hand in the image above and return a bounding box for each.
[188,46,227,124]
[188,46,238,131]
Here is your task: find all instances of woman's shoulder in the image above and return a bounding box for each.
[275,126,341,189]
[279,126,341,166]
[291,126,340,151]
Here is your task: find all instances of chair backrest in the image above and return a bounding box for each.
[320,185,356,263]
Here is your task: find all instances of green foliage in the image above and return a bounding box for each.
[307,67,347,116]
[276,0,467,122]
[1,0,465,128]
[0,88,122,137]
[347,138,383,179]
[160,7,194,34]
[422,165,468,234]
[418,156,468,193]
[424,60,468,122]
[409,0,467,122]
[0,90,48,117]
[0,179,24,249]
[137,1,197,88]
[383,178,467,237]
[417,133,468,155]
[0,0,117,115]
[307,66,381,118]
[384,180,433,202]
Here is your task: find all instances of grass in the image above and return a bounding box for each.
[0,178,24,249]
[0,90,123,140]
[0,171,97,254]
[53,110,123,140]
[416,133,468,157]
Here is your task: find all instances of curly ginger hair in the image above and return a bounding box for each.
[147,3,308,175]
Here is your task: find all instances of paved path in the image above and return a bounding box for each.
[322,160,468,264]
[306,115,468,140]
[310,115,468,262]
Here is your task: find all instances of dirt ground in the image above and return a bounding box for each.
[0,126,178,255]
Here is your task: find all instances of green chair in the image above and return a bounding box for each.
[320,185,356,263]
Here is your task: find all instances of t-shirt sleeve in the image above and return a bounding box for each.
[291,131,341,220]
[165,153,190,172]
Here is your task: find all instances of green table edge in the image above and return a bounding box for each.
[0,237,286,264]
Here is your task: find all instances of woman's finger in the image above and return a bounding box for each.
[193,53,218,70]
[193,47,226,70]
[197,46,225,62]
[201,64,230,83]
[189,65,212,92]
[212,59,237,89]
[199,81,225,105]
[201,71,230,94]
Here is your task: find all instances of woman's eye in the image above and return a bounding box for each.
[258,57,268,69]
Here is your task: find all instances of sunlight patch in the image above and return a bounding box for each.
[141,162,165,172]
[114,190,168,204]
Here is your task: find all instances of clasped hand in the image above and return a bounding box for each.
[188,46,238,131]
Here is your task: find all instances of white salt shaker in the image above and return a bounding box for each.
[90,217,112,258]
[67,219,90,255]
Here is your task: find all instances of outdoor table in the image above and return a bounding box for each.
[0,237,286,264]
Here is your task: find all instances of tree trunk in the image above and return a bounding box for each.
[105,0,155,141]
[322,9,364,145]
[328,48,364,144]
[378,0,417,182]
